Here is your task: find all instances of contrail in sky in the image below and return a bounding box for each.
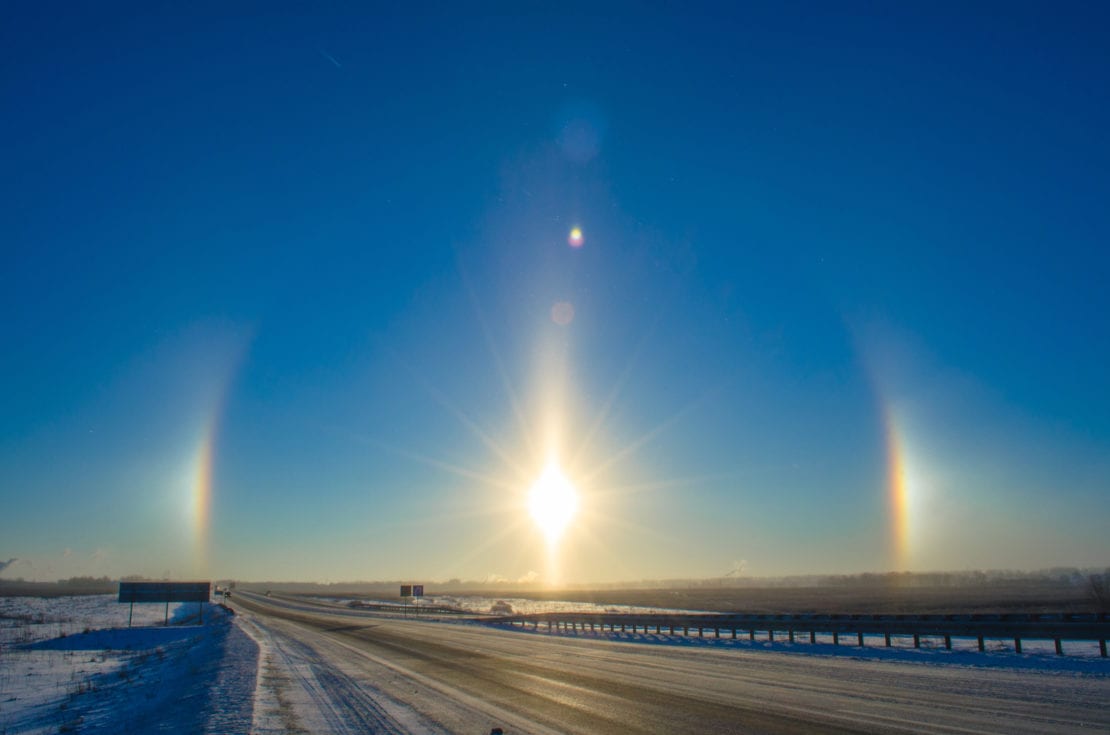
[318,49,342,68]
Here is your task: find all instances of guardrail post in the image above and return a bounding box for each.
[913,633,920,649]
[768,629,774,642]
[749,629,755,641]
[884,633,891,647]
[944,635,951,650]
[715,627,720,638]
[732,628,737,639]
[1014,637,1022,654]
[810,630,816,644]
[833,631,839,646]
[684,626,689,636]
[858,632,865,647]
[977,636,984,652]
[1101,639,1107,658]
[656,625,661,634]
[699,627,704,638]
[1054,639,1063,656]
[670,625,675,635]
[788,629,794,643]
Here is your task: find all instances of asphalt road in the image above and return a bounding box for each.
[230,592,1110,734]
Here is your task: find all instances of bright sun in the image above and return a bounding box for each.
[528,463,578,544]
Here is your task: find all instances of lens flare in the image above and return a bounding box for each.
[551,301,575,325]
[568,227,584,248]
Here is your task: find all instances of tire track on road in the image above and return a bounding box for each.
[267,630,411,735]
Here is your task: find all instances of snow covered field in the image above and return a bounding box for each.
[314,594,703,616]
[0,595,257,734]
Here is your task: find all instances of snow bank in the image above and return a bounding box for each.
[0,595,259,734]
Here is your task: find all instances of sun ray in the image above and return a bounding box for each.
[433,517,532,580]
[568,323,657,474]
[385,346,533,483]
[346,431,514,491]
[458,257,541,464]
[579,387,716,485]
[590,471,740,500]
[578,505,674,544]
[385,503,520,533]
[567,507,677,583]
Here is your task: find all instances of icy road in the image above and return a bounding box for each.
[231,591,1109,734]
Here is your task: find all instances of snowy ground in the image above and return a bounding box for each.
[0,595,257,734]
[313,594,705,616]
[231,591,1110,734]
[2,593,1107,734]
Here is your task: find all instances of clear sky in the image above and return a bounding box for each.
[2,3,1108,585]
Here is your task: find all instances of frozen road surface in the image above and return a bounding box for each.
[231,592,1109,734]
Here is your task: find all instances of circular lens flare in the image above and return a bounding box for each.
[551,301,575,325]
[528,463,578,544]
[568,227,584,248]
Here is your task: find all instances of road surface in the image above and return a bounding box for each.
[229,591,1110,734]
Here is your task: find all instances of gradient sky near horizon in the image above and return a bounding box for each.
[2,3,1108,584]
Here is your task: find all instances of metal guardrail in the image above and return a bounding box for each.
[486,611,1110,657]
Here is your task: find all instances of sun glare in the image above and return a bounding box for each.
[528,463,579,544]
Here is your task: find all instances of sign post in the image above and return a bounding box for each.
[399,584,424,617]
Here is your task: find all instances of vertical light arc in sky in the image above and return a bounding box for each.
[883,405,911,570]
[186,331,251,578]
[190,419,218,575]
[856,329,917,573]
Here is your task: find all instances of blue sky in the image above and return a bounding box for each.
[2,3,1108,584]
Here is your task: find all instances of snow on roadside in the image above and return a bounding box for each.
[232,612,296,734]
[235,607,449,734]
[0,595,259,734]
